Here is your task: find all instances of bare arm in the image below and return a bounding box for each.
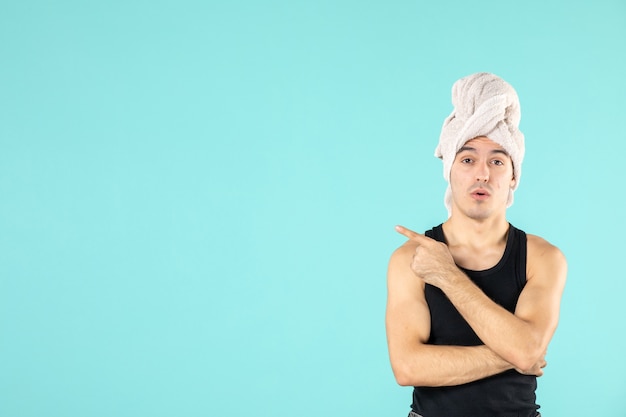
[385,243,519,387]
[396,226,567,372]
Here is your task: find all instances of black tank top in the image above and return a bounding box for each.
[411,223,539,417]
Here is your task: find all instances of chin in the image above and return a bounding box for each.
[466,211,492,221]
[459,205,494,221]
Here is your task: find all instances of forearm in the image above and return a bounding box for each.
[441,273,541,370]
[392,344,513,387]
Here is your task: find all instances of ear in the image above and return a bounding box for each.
[510,176,516,188]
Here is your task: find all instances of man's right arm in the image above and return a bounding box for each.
[385,242,529,387]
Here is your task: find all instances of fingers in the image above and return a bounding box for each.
[533,358,547,375]
[395,225,428,242]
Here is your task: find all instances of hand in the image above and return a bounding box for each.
[395,225,462,289]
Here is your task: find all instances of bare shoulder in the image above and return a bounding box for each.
[526,234,567,262]
[388,240,417,280]
[390,239,419,263]
[526,233,568,282]
[387,240,424,294]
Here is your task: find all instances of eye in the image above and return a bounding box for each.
[491,159,504,166]
[460,157,473,164]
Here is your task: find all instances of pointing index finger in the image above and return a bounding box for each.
[395,225,427,242]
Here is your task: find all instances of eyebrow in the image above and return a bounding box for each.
[457,146,510,156]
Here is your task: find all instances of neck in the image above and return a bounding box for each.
[442,212,510,249]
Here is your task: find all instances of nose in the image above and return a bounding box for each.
[475,163,489,182]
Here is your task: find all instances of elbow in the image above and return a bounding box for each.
[391,362,423,387]
[390,361,414,386]
[394,369,414,387]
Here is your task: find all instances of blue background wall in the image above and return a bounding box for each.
[1,1,625,416]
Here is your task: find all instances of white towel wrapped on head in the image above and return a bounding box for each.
[435,72,525,215]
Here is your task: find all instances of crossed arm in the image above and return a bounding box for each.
[385,226,567,387]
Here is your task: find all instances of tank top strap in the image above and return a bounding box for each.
[510,224,528,289]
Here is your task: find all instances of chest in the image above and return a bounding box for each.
[449,243,507,271]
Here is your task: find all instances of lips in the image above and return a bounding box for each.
[471,188,491,200]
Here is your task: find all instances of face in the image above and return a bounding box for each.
[449,136,515,220]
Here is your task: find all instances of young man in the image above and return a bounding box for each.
[385,73,567,417]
